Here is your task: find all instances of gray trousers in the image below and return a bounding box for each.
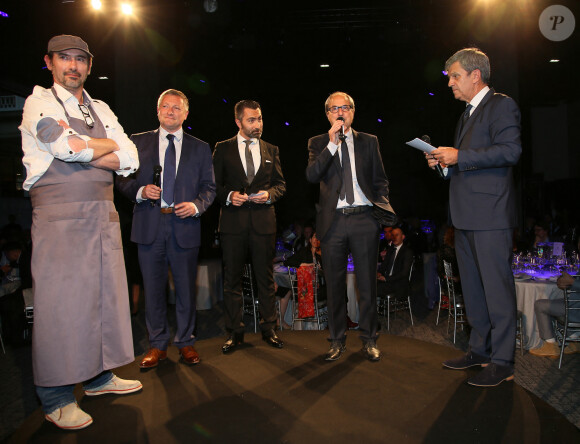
[535,298,580,340]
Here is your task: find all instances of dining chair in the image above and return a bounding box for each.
[443,260,468,343]
[554,285,580,369]
[377,260,415,331]
[242,263,259,333]
[287,264,327,330]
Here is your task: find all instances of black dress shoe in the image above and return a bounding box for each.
[262,330,284,348]
[443,351,490,370]
[361,340,381,362]
[325,341,346,361]
[467,363,514,387]
[222,332,244,354]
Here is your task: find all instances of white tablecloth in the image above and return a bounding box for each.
[515,279,563,349]
[196,258,223,310]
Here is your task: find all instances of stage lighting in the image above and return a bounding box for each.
[91,0,102,10]
[549,59,560,63]
[320,64,330,68]
[121,3,133,15]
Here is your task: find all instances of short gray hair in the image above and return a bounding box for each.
[324,91,355,113]
[445,48,490,84]
[157,89,189,111]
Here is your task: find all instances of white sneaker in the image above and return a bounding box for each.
[84,375,142,396]
[45,402,93,430]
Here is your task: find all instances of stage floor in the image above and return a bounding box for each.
[10,331,579,443]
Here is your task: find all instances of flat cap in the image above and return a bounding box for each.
[47,35,93,58]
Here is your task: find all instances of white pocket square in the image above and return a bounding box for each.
[266,160,272,163]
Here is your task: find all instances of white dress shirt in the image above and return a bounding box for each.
[326,129,373,209]
[19,83,139,190]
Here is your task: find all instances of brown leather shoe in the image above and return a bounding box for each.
[139,348,167,369]
[179,346,200,365]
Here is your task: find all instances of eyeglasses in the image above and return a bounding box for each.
[78,104,95,129]
[327,105,353,114]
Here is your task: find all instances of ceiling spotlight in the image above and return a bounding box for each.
[121,3,133,15]
[320,64,330,68]
[98,76,108,80]
[91,0,102,10]
[549,59,560,63]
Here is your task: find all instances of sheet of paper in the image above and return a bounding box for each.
[406,138,436,154]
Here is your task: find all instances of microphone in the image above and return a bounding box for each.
[422,135,444,178]
[151,165,162,207]
[337,116,346,142]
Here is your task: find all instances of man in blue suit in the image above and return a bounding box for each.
[117,89,216,368]
[428,48,522,386]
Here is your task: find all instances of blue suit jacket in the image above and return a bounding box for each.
[116,129,216,249]
[448,88,522,231]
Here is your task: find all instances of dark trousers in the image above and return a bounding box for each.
[321,210,380,343]
[455,228,516,366]
[138,213,199,350]
[221,231,277,333]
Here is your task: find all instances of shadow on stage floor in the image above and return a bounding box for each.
[9,331,579,443]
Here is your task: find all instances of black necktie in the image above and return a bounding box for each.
[459,104,473,133]
[163,134,176,205]
[244,139,255,184]
[384,246,396,276]
[340,138,355,205]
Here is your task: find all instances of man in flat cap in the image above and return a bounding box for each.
[19,34,142,430]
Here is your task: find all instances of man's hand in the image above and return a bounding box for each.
[557,271,575,290]
[377,273,386,282]
[431,147,458,166]
[175,202,197,219]
[328,119,344,145]
[249,190,269,204]
[231,191,249,206]
[142,184,161,201]
[424,152,440,170]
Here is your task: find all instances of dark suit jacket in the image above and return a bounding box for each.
[115,129,216,249]
[448,88,521,230]
[213,136,285,235]
[306,130,393,241]
[378,244,414,291]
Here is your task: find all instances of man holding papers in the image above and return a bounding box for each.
[426,48,522,387]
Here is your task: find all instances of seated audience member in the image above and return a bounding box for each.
[532,221,550,249]
[377,228,413,299]
[292,222,314,253]
[529,271,580,357]
[0,242,32,345]
[378,226,393,263]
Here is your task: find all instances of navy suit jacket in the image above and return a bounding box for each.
[448,88,522,230]
[306,130,393,241]
[116,129,216,249]
[213,136,285,235]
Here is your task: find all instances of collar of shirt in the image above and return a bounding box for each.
[467,85,490,116]
[236,133,261,175]
[53,83,92,107]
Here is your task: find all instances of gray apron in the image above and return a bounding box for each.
[30,89,134,386]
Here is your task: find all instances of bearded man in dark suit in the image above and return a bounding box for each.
[306,91,393,362]
[116,89,216,368]
[213,100,286,353]
[428,48,522,387]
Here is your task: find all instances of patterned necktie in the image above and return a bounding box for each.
[244,139,255,184]
[340,138,355,205]
[163,134,176,205]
